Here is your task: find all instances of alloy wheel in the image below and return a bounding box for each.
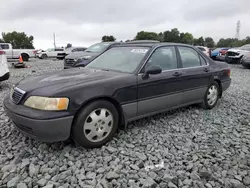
[83,108,114,142]
[207,85,218,106]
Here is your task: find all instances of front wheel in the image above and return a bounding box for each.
[72,100,119,148]
[41,54,48,59]
[201,82,220,109]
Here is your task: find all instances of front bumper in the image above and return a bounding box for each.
[0,72,10,82]
[221,79,231,92]
[4,96,73,142]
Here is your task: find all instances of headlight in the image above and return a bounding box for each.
[81,56,92,60]
[24,96,69,111]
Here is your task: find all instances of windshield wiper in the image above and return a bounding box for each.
[85,50,93,52]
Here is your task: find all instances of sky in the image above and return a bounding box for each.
[0,0,249,49]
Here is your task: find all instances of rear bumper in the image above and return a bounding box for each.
[0,72,10,82]
[221,79,231,92]
[4,96,73,142]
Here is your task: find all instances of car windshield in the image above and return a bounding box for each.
[86,47,149,73]
[239,44,250,50]
[85,43,112,53]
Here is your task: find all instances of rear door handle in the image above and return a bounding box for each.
[173,72,182,77]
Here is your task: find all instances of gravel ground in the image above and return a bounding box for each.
[0,59,250,188]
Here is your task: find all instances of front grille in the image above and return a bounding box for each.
[64,58,76,67]
[11,87,25,104]
[227,51,239,57]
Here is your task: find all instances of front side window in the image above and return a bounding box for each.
[178,46,202,68]
[86,47,148,73]
[144,46,178,71]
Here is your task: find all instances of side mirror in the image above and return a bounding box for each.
[142,65,162,79]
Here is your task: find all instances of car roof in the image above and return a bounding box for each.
[111,42,195,48]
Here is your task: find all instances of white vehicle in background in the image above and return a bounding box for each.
[0,43,36,62]
[37,48,65,59]
[196,46,211,57]
[0,48,10,82]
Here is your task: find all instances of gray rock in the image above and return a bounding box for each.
[96,167,105,174]
[230,179,245,188]
[42,185,54,188]
[17,183,28,188]
[37,179,47,186]
[106,171,119,180]
[243,176,250,186]
[183,178,192,186]
[75,160,82,168]
[190,172,200,180]
[7,176,20,188]
[168,182,178,188]
[162,174,174,182]
[106,146,117,153]
[29,163,39,177]
[142,177,157,188]
[199,171,212,180]
[135,152,147,161]
[205,183,212,188]
[125,143,135,148]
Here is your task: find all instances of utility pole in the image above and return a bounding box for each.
[53,33,56,48]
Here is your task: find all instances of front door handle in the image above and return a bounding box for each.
[173,72,182,77]
[204,67,210,72]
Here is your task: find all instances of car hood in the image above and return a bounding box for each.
[227,48,250,54]
[16,68,123,95]
[66,51,99,60]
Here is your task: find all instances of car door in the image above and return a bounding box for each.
[137,46,184,116]
[176,46,211,104]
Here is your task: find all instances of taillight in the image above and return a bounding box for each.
[0,50,5,55]
[227,69,231,77]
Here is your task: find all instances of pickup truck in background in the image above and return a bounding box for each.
[0,48,10,82]
[0,43,36,61]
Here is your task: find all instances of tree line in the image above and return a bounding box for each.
[0,31,35,49]
[1,30,249,50]
[102,28,250,48]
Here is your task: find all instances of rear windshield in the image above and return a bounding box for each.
[85,43,112,53]
[86,47,149,73]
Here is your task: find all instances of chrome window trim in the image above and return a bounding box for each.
[137,45,210,75]
[137,64,210,76]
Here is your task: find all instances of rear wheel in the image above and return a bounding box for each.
[21,53,29,61]
[201,82,220,109]
[72,100,119,148]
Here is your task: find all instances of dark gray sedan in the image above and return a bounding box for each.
[4,43,231,148]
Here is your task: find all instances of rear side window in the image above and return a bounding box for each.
[0,44,9,49]
[55,48,64,51]
[178,46,202,68]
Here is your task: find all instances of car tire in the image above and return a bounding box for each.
[21,53,29,61]
[237,56,242,64]
[41,54,48,59]
[72,100,119,148]
[201,81,220,110]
